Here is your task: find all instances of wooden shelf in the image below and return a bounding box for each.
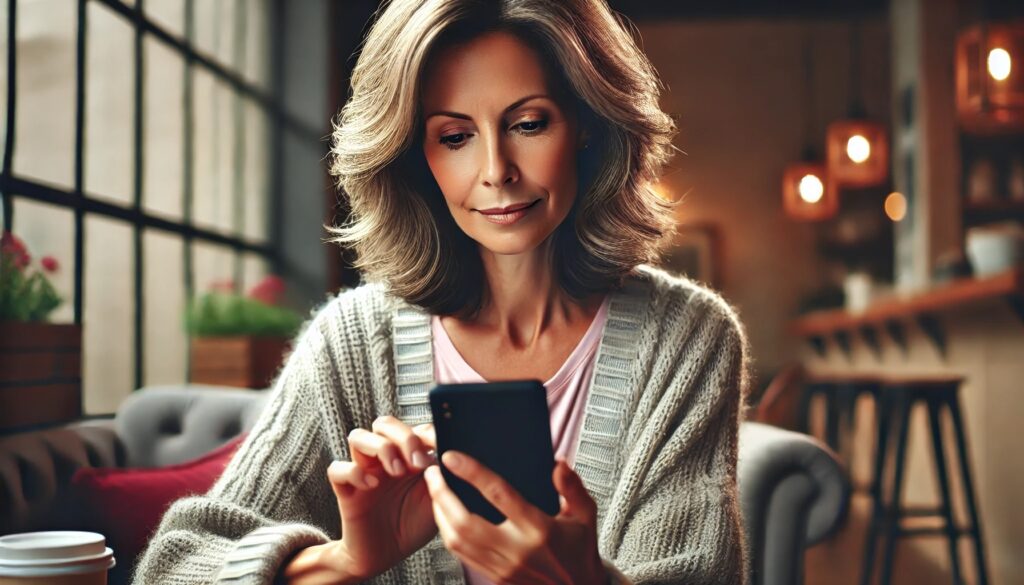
[791,268,1024,337]
[789,268,1024,359]
[963,200,1024,224]
[963,200,1024,212]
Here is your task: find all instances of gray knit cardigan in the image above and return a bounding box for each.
[132,265,751,585]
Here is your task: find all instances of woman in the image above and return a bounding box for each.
[134,1,750,584]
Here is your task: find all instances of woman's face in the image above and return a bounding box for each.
[421,31,582,256]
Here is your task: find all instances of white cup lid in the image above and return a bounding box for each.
[0,532,115,577]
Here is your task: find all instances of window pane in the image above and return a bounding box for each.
[84,3,134,204]
[243,98,268,242]
[13,0,75,189]
[83,215,134,414]
[193,240,235,295]
[143,36,184,220]
[144,229,186,386]
[243,0,270,90]
[145,0,185,39]
[193,69,236,234]
[10,198,75,324]
[194,0,237,69]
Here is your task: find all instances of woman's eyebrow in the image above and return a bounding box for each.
[425,94,551,121]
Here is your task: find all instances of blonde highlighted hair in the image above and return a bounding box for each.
[328,0,676,316]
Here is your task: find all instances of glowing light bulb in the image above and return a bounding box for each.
[885,191,907,222]
[798,174,824,204]
[988,47,1012,81]
[846,134,871,164]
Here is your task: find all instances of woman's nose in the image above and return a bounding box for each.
[479,134,519,188]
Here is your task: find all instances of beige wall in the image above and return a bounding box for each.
[637,18,891,382]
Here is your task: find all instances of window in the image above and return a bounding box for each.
[0,0,323,414]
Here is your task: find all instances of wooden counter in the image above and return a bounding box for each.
[789,267,1024,358]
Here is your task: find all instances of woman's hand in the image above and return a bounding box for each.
[325,417,439,581]
[423,452,607,585]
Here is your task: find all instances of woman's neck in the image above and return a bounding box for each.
[470,243,596,349]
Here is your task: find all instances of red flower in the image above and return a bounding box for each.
[41,256,60,273]
[1,231,31,270]
[248,275,286,306]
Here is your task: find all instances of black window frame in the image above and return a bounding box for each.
[0,0,323,400]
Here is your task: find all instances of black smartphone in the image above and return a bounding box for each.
[429,381,560,524]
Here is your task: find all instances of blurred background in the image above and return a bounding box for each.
[1,0,1023,584]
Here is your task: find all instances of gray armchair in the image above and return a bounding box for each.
[0,385,849,585]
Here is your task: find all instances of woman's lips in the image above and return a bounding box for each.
[476,199,541,225]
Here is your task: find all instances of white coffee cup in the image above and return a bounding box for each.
[0,532,115,585]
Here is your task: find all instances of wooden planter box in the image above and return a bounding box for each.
[0,322,83,431]
[189,336,291,389]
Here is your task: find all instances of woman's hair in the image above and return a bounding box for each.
[327,0,677,317]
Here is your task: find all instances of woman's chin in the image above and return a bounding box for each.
[472,231,552,257]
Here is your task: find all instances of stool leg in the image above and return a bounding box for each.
[826,389,842,453]
[860,393,893,585]
[838,385,857,463]
[880,395,913,585]
[797,385,816,435]
[948,396,991,585]
[926,401,963,585]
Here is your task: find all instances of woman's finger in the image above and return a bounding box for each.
[412,422,437,452]
[347,428,403,476]
[372,415,432,472]
[441,451,548,529]
[326,460,380,494]
[552,460,597,525]
[426,467,510,579]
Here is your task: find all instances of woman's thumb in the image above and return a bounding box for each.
[553,460,596,524]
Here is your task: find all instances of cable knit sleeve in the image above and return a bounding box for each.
[608,287,751,585]
[132,294,365,585]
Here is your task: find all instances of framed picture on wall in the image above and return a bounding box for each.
[659,223,720,289]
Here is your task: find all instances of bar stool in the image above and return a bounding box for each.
[797,374,883,473]
[859,377,990,585]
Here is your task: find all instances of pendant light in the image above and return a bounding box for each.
[826,19,889,187]
[956,17,1024,134]
[784,31,836,222]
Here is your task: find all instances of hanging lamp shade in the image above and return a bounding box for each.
[956,21,1024,133]
[783,161,836,221]
[826,118,889,187]
[784,31,836,222]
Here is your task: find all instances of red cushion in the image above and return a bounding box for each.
[71,434,247,568]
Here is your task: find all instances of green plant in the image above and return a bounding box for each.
[185,275,303,337]
[0,231,63,322]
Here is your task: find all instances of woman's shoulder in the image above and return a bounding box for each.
[626,264,746,339]
[296,280,397,348]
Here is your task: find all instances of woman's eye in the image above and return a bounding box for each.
[436,120,546,150]
[439,133,469,150]
[513,119,547,134]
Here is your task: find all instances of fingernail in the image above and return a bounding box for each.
[365,473,379,488]
[392,458,406,476]
[413,450,430,470]
[443,451,462,470]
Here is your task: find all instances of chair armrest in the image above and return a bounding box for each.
[116,385,270,468]
[738,421,850,585]
[0,420,122,534]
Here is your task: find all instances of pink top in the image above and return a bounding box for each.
[431,298,610,585]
